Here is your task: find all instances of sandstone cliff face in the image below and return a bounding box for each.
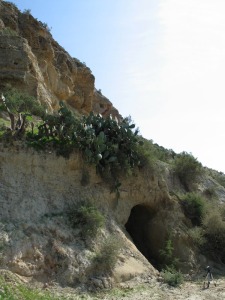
[0,143,199,286]
[0,1,121,119]
[0,145,170,225]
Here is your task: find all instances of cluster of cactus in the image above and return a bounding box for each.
[79,112,142,176]
[27,101,143,179]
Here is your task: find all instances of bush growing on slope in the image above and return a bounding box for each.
[188,226,206,247]
[92,235,122,274]
[137,138,176,169]
[186,201,225,263]
[159,238,183,287]
[181,192,205,226]
[173,152,203,190]
[201,204,225,263]
[68,203,105,238]
[0,274,64,300]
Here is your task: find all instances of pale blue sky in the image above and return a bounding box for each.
[8,0,225,173]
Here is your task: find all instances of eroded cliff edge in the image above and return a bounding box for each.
[0,1,121,119]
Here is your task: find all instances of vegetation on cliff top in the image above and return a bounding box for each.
[1,87,225,268]
[0,87,145,195]
[0,87,205,189]
[0,87,206,193]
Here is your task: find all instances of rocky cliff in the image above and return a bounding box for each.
[0,143,194,287]
[0,0,121,119]
[0,140,224,290]
[1,0,225,296]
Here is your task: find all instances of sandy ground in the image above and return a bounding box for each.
[45,277,225,300]
[2,269,225,300]
[107,280,225,300]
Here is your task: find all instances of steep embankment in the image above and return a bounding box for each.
[0,143,225,298]
[0,144,171,286]
[0,141,210,288]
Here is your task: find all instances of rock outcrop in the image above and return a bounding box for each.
[0,0,121,119]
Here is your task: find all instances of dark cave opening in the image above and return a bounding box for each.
[125,204,165,270]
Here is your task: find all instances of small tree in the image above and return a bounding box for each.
[159,238,183,287]
[3,87,44,117]
[0,87,45,136]
[159,238,179,269]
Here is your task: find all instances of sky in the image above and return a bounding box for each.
[7,0,225,173]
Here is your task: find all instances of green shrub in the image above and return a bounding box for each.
[137,138,176,169]
[159,238,183,287]
[201,205,225,262]
[181,193,205,226]
[1,87,45,136]
[92,235,122,273]
[39,21,51,32]
[188,227,206,247]
[3,87,45,117]
[202,206,225,235]
[23,8,31,15]
[151,142,175,163]
[186,203,225,262]
[173,152,203,190]
[136,138,156,169]
[0,275,64,300]
[68,203,105,238]
[161,266,183,287]
[159,238,179,270]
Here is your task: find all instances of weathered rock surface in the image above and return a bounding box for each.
[0,143,224,294]
[0,143,201,287]
[0,1,121,119]
[0,0,225,295]
[0,144,161,286]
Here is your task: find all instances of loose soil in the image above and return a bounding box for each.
[43,277,225,300]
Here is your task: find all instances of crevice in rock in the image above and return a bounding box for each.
[125,204,166,270]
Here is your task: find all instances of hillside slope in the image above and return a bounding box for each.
[0,1,225,299]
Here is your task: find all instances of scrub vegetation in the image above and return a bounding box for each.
[68,203,105,238]
[0,274,65,300]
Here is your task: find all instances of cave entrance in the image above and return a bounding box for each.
[125,204,165,270]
